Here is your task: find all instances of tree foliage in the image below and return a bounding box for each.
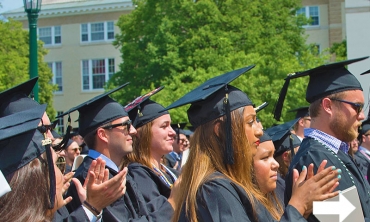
[110,0,331,127]
[0,19,56,118]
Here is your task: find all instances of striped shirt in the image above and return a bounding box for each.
[304,128,349,154]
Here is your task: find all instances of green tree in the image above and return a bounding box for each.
[329,40,347,61]
[110,0,330,127]
[0,19,56,118]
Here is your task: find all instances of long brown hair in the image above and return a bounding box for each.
[0,153,53,222]
[172,107,266,222]
[122,121,154,169]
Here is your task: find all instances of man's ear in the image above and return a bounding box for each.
[298,118,305,127]
[322,98,333,115]
[282,151,290,165]
[96,128,109,143]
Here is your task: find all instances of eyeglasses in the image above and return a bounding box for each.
[330,98,364,115]
[102,119,132,133]
[71,147,82,152]
[179,138,189,145]
[56,156,66,174]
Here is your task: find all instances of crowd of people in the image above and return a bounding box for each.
[0,56,370,221]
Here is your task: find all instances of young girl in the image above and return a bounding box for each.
[122,87,177,212]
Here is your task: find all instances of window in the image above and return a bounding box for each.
[56,111,64,135]
[48,62,63,92]
[39,26,61,45]
[81,21,114,42]
[297,6,319,26]
[82,58,115,90]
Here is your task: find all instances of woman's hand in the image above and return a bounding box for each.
[288,160,341,218]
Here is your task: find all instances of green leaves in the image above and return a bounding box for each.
[110,0,333,127]
[0,19,56,119]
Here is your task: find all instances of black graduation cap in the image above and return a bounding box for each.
[254,102,269,113]
[57,83,130,137]
[259,131,272,143]
[171,123,187,143]
[163,65,255,164]
[0,77,40,117]
[273,57,368,121]
[360,69,370,75]
[360,118,370,135]
[124,86,167,128]
[69,127,80,138]
[0,105,57,208]
[265,118,301,158]
[289,106,309,119]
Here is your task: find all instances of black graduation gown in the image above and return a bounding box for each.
[354,150,370,177]
[53,206,89,222]
[178,172,306,222]
[276,173,286,208]
[285,137,370,221]
[164,154,177,168]
[128,162,175,200]
[65,157,173,222]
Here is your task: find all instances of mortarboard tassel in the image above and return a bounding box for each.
[53,115,72,152]
[289,134,295,161]
[224,91,234,165]
[41,131,56,209]
[273,73,295,121]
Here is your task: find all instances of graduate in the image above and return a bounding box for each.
[62,83,174,221]
[276,57,370,220]
[265,119,302,178]
[121,87,177,216]
[288,106,310,141]
[164,66,340,222]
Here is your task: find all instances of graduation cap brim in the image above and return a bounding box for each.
[254,102,269,113]
[56,82,130,118]
[0,77,38,101]
[162,65,255,111]
[265,118,299,142]
[274,57,368,121]
[171,123,187,135]
[124,86,164,113]
[0,105,47,140]
[287,57,368,80]
[0,105,46,176]
[360,69,370,75]
[360,118,370,134]
[288,106,309,119]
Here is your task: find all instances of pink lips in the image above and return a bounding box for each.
[255,140,260,146]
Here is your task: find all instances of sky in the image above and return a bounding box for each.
[0,0,24,14]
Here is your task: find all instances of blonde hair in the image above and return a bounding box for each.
[172,107,270,222]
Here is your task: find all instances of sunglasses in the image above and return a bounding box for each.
[102,119,132,133]
[330,98,364,115]
[37,119,58,134]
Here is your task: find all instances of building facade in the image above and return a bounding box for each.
[4,0,360,129]
[345,0,370,116]
[3,0,134,130]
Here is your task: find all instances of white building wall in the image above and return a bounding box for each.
[346,0,370,115]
